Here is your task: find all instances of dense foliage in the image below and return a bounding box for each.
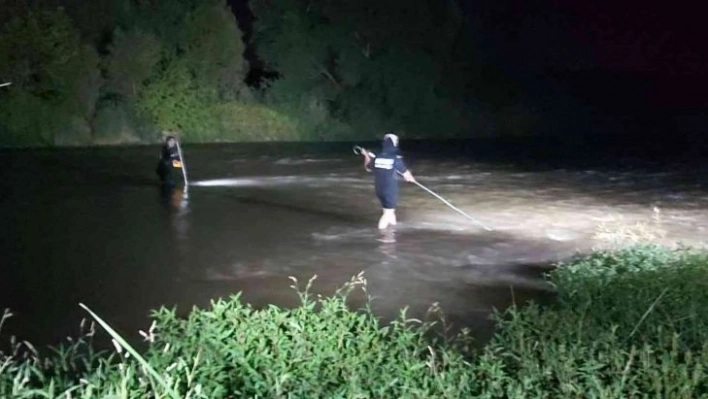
[0,5,101,146]
[481,245,708,397]
[2,246,708,397]
[0,0,537,146]
[0,0,254,146]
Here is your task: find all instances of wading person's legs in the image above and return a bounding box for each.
[378,208,397,230]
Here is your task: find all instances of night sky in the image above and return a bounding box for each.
[460,0,707,111]
[461,0,704,74]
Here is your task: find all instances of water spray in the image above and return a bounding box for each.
[353,145,492,231]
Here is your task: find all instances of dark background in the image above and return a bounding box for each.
[231,0,707,142]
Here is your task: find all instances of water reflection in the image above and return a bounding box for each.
[159,185,190,242]
[376,229,398,261]
[377,228,397,244]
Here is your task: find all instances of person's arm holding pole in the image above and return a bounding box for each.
[355,145,375,172]
[362,149,372,172]
[393,153,416,184]
[399,169,415,183]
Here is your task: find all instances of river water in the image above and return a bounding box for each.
[1,140,707,348]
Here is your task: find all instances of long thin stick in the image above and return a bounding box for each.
[401,172,492,231]
[175,139,189,192]
[0,82,11,88]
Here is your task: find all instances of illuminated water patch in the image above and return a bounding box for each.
[191,175,366,187]
[190,176,300,187]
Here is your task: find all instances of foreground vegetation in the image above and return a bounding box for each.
[2,245,708,397]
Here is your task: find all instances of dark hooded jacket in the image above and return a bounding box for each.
[156,137,181,184]
[367,137,408,206]
[161,140,180,164]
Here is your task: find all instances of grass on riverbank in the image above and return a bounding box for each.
[2,246,708,397]
[592,206,668,248]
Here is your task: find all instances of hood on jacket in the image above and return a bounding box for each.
[381,133,399,154]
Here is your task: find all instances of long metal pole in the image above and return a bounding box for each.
[400,172,492,231]
[175,139,189,193]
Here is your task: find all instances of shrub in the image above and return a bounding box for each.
[215,101,302,142]
[479,245,708,397]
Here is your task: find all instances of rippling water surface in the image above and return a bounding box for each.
[1,141,707,347]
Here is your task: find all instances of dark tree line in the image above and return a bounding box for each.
[0,0,248,145]
[0,0,537,146]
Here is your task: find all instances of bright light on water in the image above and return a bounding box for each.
[191,176,303,187]
[191,178,265,187]
[191,175,365,188]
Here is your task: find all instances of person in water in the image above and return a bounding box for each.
[361,133,416,230]
[156,136,182,186]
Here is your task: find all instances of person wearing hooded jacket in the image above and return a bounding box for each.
[156,135,182,186]
[361,133,416,229]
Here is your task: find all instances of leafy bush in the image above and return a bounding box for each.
[549,245,708,348]
[0,91,57,146]
[478,245,708,397]
[0,6,101,147]
[216,101,302,141]
[92,101,149,145]
[136,60,222,142]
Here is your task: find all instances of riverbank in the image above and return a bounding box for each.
[2,244,707,397]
